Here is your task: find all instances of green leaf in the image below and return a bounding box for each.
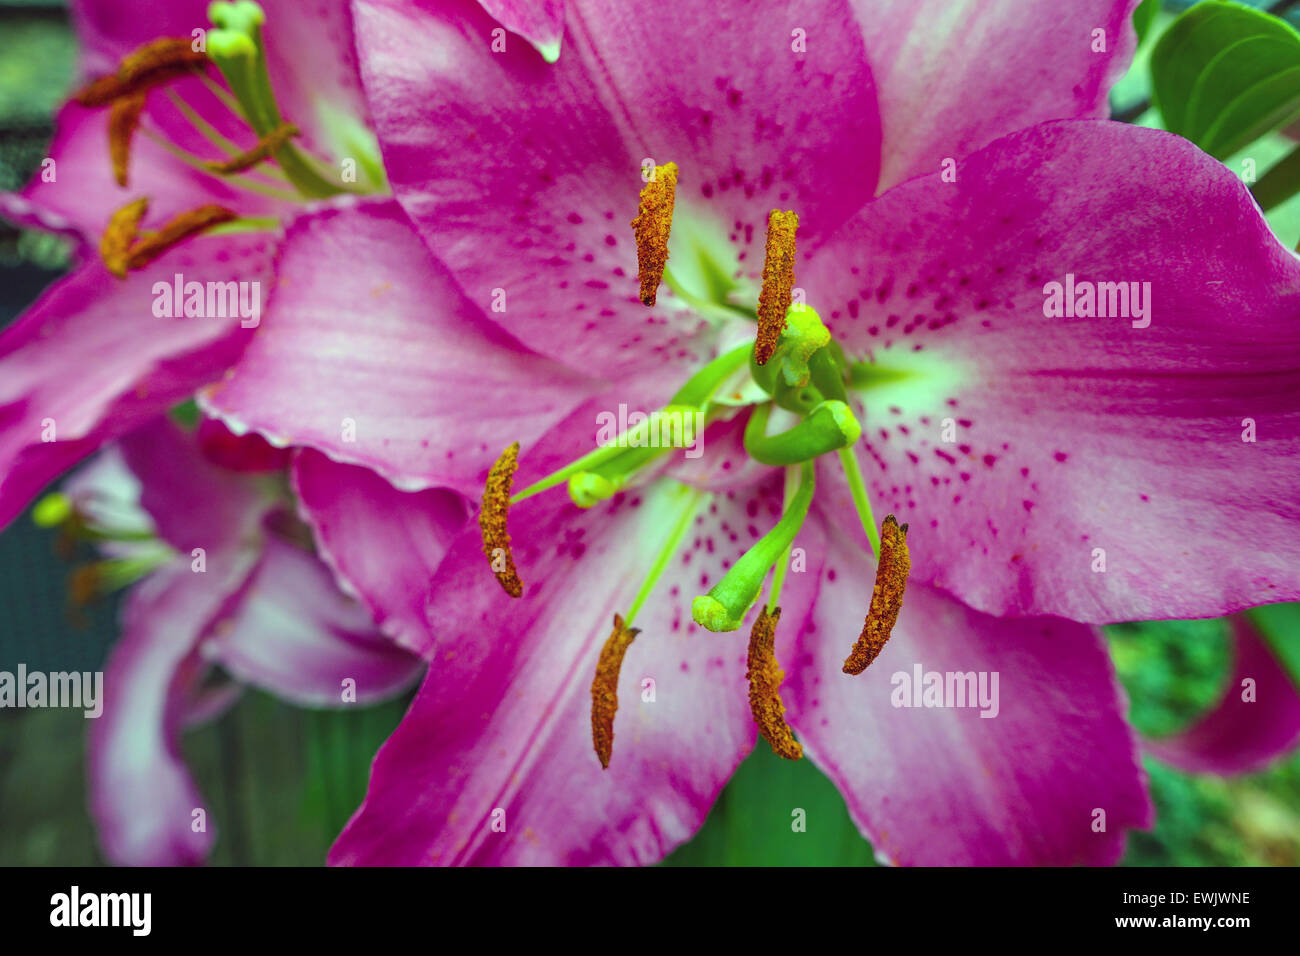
[662,745,877,866]
[1151,1,1300,159]
[1135,0,1160,47]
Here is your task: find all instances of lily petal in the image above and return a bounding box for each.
[200,200,596,495]
[89,557,256,865]
[781,502,1153,865]
[476,0,565,62]
[0,233,274,531]
[857,0,1139,191]
[329,474,787,865]
[350,0,880,377]
[117,417,271,555]
[292,449,471,657]
[804,120,1300,622]
[1146,616,1300,775]
[202,536,424,706]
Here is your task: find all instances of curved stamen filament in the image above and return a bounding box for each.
[836,445,881,558]
[512,344,751,505]
[163,89,290,183]
[135,125,301,201]
[625,485,705,627]
[204,122,299,173]
[766,464,801,611]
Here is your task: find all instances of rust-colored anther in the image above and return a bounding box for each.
[842,514,910,675]
[108,93,147,187]
[755,209,798,365]
[124,204,237,272]
[205,123,300,174]
[479,442,524,598]
[75,37,210,107]
[747,606,803,760]
[630,161,678,307]
[590,613,640,769]
[100,197,150,278]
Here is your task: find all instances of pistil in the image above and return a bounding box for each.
[743,400,861,465]
[691,461,814,632]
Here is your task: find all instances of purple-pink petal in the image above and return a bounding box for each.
[780,502,1153,865]
[0,233,274,531]
[351,0,880,378]
[1146,616,1300,775]
[804,120,1300,623]
[202,537,425,707]
[200,201,597,495]
[476,0,565,61]
[116,417,271,556]
[89,557,257,866]
[856,0,1139,191]
[329,475,792,865]
[292,449,471,658]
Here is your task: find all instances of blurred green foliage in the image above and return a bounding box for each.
[1,0,1299,868]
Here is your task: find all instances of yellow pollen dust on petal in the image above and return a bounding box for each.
[631,161,678,307]
[100,197,150,278]
[842,514,910,675]
[108,93,147,187]
[205,123,300,174]
[747,606,803,760]
[124,205,238,272]
[590,613,640,769]
[75,37,210,108]
[479,442,524,598]
[755,209,798,365]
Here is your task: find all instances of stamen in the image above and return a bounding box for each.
[747,607,802,760]
[755,209,799,365]
[204,121,298,173]
[100,197,149,278]
[75,37,209,107]
[512,345,750,506]
[590,613,640,769]
[108,93,147,187]
[480,442,524,597]
[124,204,238,272]
[842,515,910,675]
[631,161,678,306]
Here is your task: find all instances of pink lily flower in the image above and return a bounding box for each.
[193,0,1300,865]
[0,0,393,530]
[45,416,433,865]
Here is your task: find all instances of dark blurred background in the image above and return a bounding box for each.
[2,0,1299,866]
